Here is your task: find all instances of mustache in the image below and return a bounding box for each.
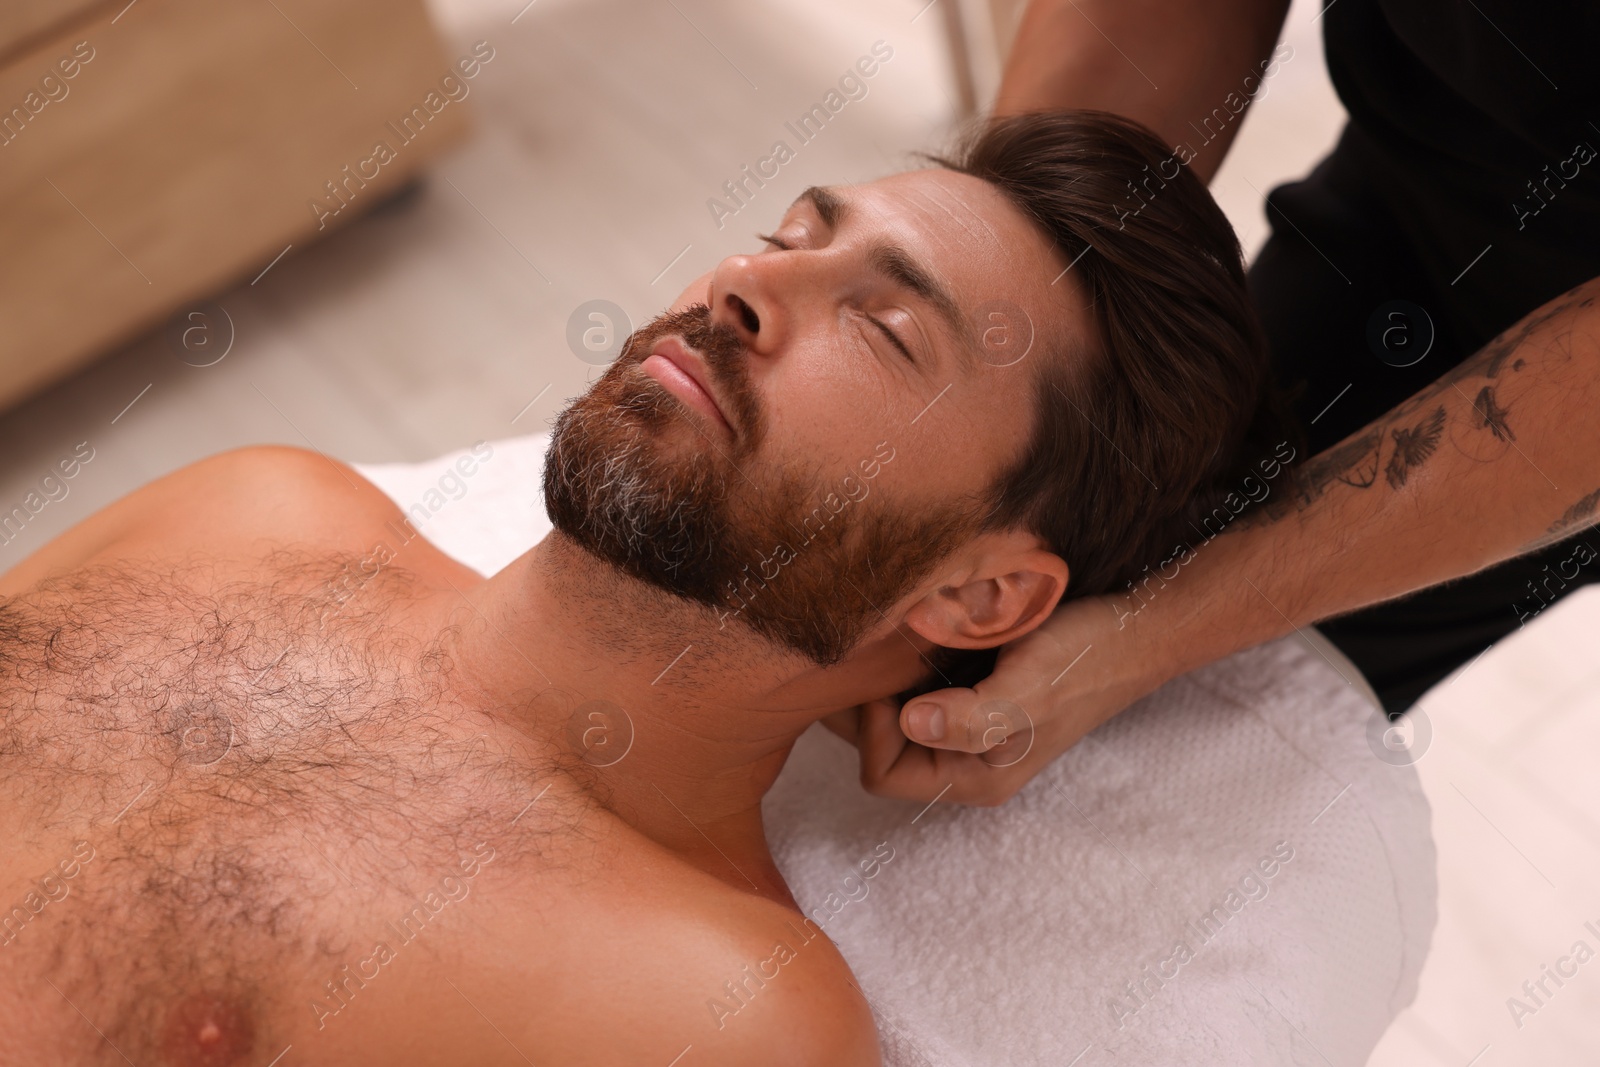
[616,304,762,444]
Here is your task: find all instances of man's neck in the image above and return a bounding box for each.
[436,533,872,898]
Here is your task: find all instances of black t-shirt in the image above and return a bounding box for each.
[1321,0,1600,348]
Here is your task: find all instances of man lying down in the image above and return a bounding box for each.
[0,111,1290,1066]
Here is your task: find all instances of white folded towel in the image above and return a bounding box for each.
[354,434,1435,1067]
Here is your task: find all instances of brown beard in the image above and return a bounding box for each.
[542,303,983,666]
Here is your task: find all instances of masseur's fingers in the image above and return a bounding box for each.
[855,698,912,782]
[820,707,861,744]
[902,601,1100,758]
[901,607,1085,755]
[855,696,1054,806]
[853,592,1175,805]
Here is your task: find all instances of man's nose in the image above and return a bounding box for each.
[707,253,783,357]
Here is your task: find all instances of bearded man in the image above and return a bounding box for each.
[0,110,1285,1066]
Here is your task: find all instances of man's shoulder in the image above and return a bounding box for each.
[1,445,471,594]
[145,445,400,542]
[632,884,882,1066]
[553,844,883,1067]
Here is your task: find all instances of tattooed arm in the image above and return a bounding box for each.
[837,277,1600,806]
[1249,277,1600,586]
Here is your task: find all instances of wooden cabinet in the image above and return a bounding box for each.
[0,0,471,410]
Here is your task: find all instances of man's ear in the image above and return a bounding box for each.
[901,541,1069,649]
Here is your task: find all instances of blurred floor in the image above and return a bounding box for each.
[0,0,1594,1062]
[1369,590,1600,1065]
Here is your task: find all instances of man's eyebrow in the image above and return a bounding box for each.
[793,185,846,230]
[790,186,976,355]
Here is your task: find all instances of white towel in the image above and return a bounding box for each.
[355,434,1435,1067]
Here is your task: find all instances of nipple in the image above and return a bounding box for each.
[161,993,255,1067]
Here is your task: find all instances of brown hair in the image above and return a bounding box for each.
[926,110,1301,602]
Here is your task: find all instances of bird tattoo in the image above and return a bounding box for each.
[1384,406,1446,489]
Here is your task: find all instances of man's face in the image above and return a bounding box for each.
[545,168,1078,665]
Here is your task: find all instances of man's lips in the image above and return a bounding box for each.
[640,336,733,435]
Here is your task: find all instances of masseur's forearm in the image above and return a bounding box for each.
[993,0,1291,183]
[1148,277,1600,679]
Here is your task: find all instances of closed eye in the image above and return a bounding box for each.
[862,313,917,367]
[754,232,919,368]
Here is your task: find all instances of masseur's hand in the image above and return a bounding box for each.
[825,573,1247,805]
[828,517,1275,805]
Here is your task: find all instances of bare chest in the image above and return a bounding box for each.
[0,556,609,1065]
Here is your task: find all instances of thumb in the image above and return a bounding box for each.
[900,675,1036,754]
